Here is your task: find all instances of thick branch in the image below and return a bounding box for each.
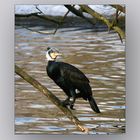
[110,5,125,13]
[64,5,96,25]
[80,5,125,40]
[15,64,88,133]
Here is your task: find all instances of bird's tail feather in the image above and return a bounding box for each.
[88,96,100,113]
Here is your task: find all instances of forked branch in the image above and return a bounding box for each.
[80,5,125,42]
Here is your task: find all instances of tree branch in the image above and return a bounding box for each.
[15,13,61,25]
[15,64,89,133]
[35,5,44,14]
[110,5,125,13]
[22,26,55,35]
[80,5,125,41]
[64,5,96,25]
[53,8,70,34]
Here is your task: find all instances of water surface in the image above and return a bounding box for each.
[15,26,125,134]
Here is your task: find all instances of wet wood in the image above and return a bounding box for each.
[15,64,89,133]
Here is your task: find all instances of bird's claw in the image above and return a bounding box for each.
[61,101,67,107]
[70,103,75,110]
[61,101,75,110]
[61,99,71,108]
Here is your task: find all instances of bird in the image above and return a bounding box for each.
[46,47,100,113]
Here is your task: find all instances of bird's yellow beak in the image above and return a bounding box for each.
[55,52,62,56]
[50,52,62,59]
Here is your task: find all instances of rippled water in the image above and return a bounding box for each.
[15,26,125,134]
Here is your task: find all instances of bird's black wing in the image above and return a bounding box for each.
[59,62,89,84]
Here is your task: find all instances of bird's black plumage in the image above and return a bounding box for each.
[46,48,100,113]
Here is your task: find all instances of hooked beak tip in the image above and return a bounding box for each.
[56,52,62,56]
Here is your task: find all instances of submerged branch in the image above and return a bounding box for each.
[22,26,55,35]
[15,65,89,133]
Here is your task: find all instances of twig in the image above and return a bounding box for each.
[15,64,89,133]
[28,5,70,34]
[53,8,71,34]
[22,26,55,35]
[35,5,43,14]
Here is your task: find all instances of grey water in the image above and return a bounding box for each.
[15,26,125,134]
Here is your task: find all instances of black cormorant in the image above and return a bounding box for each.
[46,47,100,113]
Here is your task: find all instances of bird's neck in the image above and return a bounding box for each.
[47,57,55,61]
[48,60,55,65]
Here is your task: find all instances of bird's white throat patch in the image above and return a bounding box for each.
[46,51,55,61]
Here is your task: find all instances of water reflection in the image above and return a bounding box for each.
[15,26,125,134]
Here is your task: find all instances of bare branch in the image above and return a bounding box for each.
[15,13,39,17]
[35,5,44,14]
[15,13,61,25]
[110,5,125,13]
[64,5,96,25]
[80,5,125,41]
[15,64,89,133]
[53,7,71,34]
[22,25,58,35]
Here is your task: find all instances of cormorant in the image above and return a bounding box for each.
[46,47,100,113]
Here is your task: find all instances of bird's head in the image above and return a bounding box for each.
[46,47,62,61]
